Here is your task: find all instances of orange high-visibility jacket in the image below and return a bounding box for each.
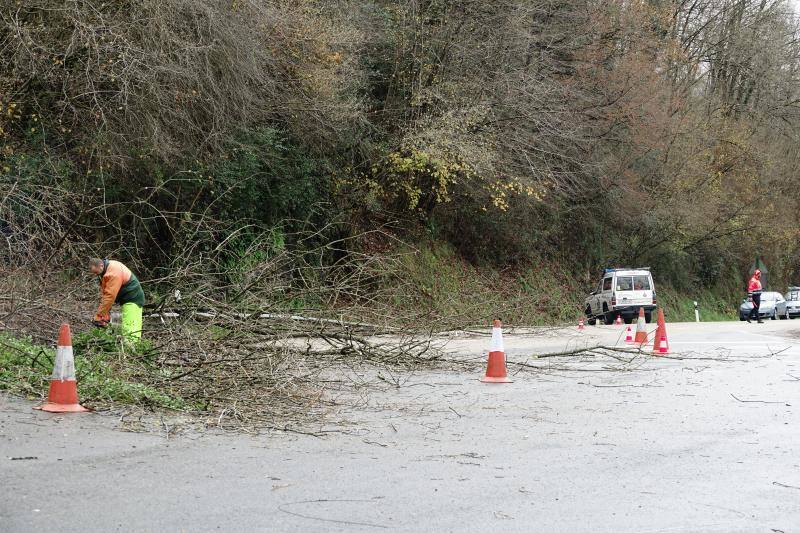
[747,277,762,295]
[94,260,134,322]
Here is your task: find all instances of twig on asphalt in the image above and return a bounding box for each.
[278,499,389,529]
[526,345,644,359]
[262,425,325,438]
[767,347,791,357]
[730,394,787,404]
[773,481,800,490]
[580,381,662,388]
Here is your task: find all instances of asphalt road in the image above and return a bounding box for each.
[2,320,799,532]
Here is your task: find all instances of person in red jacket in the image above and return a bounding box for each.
[747,269,763,323]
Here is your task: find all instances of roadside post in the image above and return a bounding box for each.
[694,301,700,322]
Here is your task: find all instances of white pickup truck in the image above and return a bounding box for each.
[584,268,657,325]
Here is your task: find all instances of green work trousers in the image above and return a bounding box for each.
[120,302,143,339]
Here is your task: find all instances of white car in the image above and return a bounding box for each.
[585,268,657,325]
[783,287,800,319]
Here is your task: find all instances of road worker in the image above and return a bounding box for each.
[89,258,145,339]
[747,269,763,324]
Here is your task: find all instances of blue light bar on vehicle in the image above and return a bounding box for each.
[603,267,651,274]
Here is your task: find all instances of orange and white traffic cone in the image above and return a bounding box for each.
[624,325,633,344]
[634,307,648,346]
[34,324,89,413]
[480,319,512,383]
[578,317,585,331]
[652,308,670,355]
[655,332,670,355]
[615,314,622,326]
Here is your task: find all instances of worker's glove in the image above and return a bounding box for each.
[92,319,109,328]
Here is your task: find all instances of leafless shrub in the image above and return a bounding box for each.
[0,0,367,170]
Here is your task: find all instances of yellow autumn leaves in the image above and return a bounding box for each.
[337,147,547,214]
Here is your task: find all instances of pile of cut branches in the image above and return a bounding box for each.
[0,195,446,430]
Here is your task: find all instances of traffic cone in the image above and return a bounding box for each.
[578,317,585,331]
[615,314,622,326]
[34,324,89,413]
[480,319,512,383]
[624,325,633,344]
[653,308,670,355]
[634,307,648,345]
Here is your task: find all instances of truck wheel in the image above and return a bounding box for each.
[603,312,614,325]
[645,312,652,323]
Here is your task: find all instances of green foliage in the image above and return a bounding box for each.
[0,330,190,411]
[382,240,742,326]
[431,186,557,266]
[71,329,189,410]
[0,150,77,233]
[209,129,331,227]
[220,226,286,287]
[658,286,739,323]
[0,334,51,398]
[388,241,586,326]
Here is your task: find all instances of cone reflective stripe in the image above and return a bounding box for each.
[52,326,76,381]
[615,314,622,326]
[653,308,670,355]
[634,307,648,345]
[490,319,504,353]
[480,319,512,383]
[657,333,669,354]
[34,324,89,413]
[624,325,633,344]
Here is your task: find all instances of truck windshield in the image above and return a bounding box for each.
[616,276,651,291]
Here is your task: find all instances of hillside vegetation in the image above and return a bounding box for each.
[2,0,800,321]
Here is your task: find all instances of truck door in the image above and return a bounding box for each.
[601,276,613,311]
[592,279,603,314]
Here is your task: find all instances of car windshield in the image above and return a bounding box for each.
[762,293,776,301]
[786,291,800,301]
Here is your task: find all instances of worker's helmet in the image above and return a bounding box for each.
[754,269,761,278]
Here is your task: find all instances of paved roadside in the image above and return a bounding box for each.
[2,321,799,532]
